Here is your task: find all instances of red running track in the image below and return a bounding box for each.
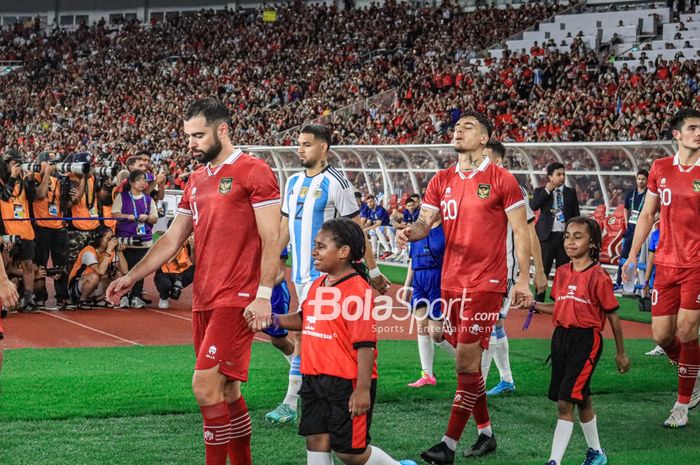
[2,274,652,350]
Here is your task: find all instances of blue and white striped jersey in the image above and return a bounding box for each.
[282,166,359,284]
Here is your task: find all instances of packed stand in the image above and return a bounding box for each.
[1,1,564,160]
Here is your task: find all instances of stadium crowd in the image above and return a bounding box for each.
[1,0,563,160]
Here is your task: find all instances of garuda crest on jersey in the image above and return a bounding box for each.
[219,177,233,194]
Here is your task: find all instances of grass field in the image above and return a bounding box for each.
[1,338,695,465]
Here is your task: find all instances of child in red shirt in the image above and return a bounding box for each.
[532,217,630,465]
[257,218,416,465]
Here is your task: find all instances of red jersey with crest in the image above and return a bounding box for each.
[646,154,700,268]
[550,262,619,332]
[422,158,525,293]
[177,150,280,311]
[300,274,378,380]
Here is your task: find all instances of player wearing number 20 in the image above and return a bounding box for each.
[624,108,700,428]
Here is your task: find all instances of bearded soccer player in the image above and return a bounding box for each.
[107,98,280,465]
[397,112,533,464]
[623,108,700,427]
[267,124,390,423]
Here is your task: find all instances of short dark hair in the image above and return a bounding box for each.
[125,156,140,169]
[129,169,147,184]
[546,162,565,177]
[409,194,420,202]
[669,108,700,133]
[405,198,415,205]
[458,110,493,139]
[636,169,649,178]
[485,139,506,158]
[300,124,332,148]
[354,191,362,199]
[566,216,602,262]
[184,98,230,126]
[365,194,375,201]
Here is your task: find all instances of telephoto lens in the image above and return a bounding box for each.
[116,237,143,247]
[55,162,91,176]
[21,163,42,173]
[170,279,183,300]
[1,235,21,246]
[44,267,65,277]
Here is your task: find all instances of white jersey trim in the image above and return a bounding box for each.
[177,208,193,216]
[252,198,281,209]
[504,199,526,213]
[423,203,440,211]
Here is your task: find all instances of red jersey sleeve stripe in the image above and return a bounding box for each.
[504,199,526,213]
[252,198,281,209]
[423,203,440,211]
[177,208,193,215]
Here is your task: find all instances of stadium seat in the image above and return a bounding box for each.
[592,205,607,232]
[600,205,627,265]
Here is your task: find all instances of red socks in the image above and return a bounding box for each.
[200,401,231,465]
[471,374,490,431]
[228,397,252,465]
[678,340,700,404]
[445,372,481,442]
[664,337,682,363]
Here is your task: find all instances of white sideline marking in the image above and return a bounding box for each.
[39,311,142,346]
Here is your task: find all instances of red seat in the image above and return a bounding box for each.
[592,204,606,231]
[599,205,627,265]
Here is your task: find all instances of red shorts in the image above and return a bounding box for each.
[651,266,700,317]
[441,290,503,349]
[192,307,255,381]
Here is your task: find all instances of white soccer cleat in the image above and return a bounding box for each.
[663,405,688,428]
[645,345,665,356]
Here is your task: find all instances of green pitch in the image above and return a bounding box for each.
[0,339,695,465]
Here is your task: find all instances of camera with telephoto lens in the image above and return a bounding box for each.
[21,162,43,173]
[44,267,65,278]
[55,162,91,176]
[1,235,21,246]
[116,237,142,247]
[170,278,183,300]
[94,163,122,178]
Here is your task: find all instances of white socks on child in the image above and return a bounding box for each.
[306,451,333,465]
[549,419,573,464]
[417,334,435,376]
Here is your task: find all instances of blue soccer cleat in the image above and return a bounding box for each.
[399,461,417,465]
[581,448,608,465]
[265,403,297,424]
[486,380,516,396]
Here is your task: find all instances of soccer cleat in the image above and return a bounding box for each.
[130,297,146,309]
[420,441,455,465]
[408,371,436,388]
[399,461,417,465]
[663,405,688,428]
[544,461,557,465]
[486,380,516,396]
[265,403,297,424]
[581,448,607,465]
[464,433,496,458]
[645,345,666,356]
[158,298,170,309]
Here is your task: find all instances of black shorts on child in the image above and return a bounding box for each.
[549,326,603,405]
[298,374,377,454]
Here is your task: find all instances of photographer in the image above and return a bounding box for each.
[31,152,70,307]
[0,150,38,311]
[65,153,100,270]
[68,225,128,308]
[154,227,195,309]
[110,169,158,308]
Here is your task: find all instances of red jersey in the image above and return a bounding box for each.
[300,274,378,380]
[422,158,525,293]
[647,154,700,268]
[177,150,280,311]
[551,262,619,333]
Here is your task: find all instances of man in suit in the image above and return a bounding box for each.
[530,162,580,302]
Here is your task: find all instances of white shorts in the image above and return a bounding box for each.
[294,281,314,312]
[499,279,516,319]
